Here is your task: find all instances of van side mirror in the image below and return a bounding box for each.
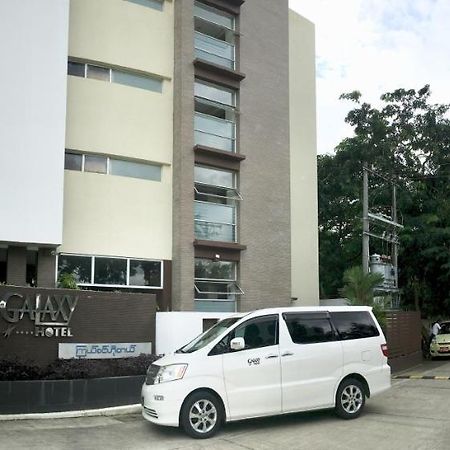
[230,337,245,351]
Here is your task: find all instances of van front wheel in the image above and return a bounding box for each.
[335,378,365,419]
[180,391,223,439]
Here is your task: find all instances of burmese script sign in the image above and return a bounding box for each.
[59,342,152,359]
[0,291,78,339]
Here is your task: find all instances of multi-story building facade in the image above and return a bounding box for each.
[0,0,319,313]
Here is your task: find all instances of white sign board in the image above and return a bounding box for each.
[59,342,152,359]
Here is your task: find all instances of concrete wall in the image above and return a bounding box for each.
[0,0,69,246]
[239,0,292,311]
[62,0,174,260]
[289,11,319,306]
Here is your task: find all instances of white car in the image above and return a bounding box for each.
[142,306,391,438]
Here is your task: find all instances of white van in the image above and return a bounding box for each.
[141,306,391,438]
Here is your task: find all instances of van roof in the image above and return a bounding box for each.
[243,305,372,318]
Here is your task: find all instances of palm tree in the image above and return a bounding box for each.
[341,266,384,306]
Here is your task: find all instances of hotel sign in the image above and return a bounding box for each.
[59,342,152,359]
[0,292,78,339]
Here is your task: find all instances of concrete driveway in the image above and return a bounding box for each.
[2,359,450,450]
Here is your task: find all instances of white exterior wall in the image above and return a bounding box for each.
[156,312,243,355]
[0,0,69,246]
[289,11,320,305]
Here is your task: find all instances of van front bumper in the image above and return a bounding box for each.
[141,381,185,427]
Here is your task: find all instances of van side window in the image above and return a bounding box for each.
[283,313,336,344]
[330,311,380,340]
[210,315,278,355]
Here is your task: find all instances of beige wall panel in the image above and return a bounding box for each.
[60,171,172,260]
[289,11,319,306]
[66,77,172,164]
[69,0,173,78]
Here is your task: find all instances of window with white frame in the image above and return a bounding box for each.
[194,165,241,242]
[64,151,162,182]
[194,80,236,152]
[57,254,163,288]
[194,258,242,312]
[67,60,162,93]
[194,1,235,69]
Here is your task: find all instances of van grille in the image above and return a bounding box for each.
[144,406,158,418]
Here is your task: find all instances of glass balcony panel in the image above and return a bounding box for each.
[195,32,234,69]
[195,201,234,224]
[195,131,234,152]
[194,300,236,313]
[194,221,235,242]
[195,113,234,137]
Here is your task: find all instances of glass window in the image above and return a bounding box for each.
[195,165,234,188]
[112,70,162,93]
[110,159,161,181]
[64,152,82,171]
[87,65,110,81]
[194,2,234,30]
[58,255,92,284]
[129,260,161,287]
[283,314,336,344]
[126,0,163,11]
[330,312,380,340]
[68,61,85,77]
[195,259,234,280]
[214,316,278,354]
[94,257,127,285]
[84,155,107,174]
[195,81,235,107]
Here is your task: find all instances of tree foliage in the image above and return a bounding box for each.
[318,86,450,316]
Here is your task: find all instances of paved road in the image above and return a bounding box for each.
[2,359,450,450]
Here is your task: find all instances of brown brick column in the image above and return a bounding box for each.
[37,248,57,288]
[6,246,27,286]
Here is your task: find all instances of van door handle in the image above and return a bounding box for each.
[281,351,294,357]
[265,354,279,359]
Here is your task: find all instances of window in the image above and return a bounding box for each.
[67,60,162,93]
[57,254,163,288]
[110,159,161,182]
[283,313,336,344]
[58,255,92,284]
[84,155,107,174]
[194,1,235,69]
[194,258,242,312]
[194,165,240,242]
[194,80,236,152]
[125,0,163,11]
[64,150,162,182]
[330,312,380,340]
[64,152,82,171]
[212,316,278,354]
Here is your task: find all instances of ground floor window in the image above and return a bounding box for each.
[57,253,162,289]
[194,258,243,312]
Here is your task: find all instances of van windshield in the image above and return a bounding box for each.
[176,317,241,353]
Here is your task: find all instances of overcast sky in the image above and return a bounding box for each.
[289,0,450,155]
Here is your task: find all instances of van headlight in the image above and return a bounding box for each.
[155,364,188,384]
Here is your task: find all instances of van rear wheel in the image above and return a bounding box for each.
[180,391,223,439]
[335,378,365,419]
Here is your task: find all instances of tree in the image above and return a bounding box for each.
[318,86,450,315]
[341,266,384,306]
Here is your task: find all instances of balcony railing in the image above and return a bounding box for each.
[194,31,235,69]
[194,112,235,152]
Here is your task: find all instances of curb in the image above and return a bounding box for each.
[392,375,450,380]
[0,404,141,421]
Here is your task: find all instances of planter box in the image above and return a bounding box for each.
[0,375,145,414]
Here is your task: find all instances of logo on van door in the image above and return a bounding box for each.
[247,357,260,366]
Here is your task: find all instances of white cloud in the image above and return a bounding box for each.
[289,0,450,154]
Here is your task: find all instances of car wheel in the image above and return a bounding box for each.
[335,378,365,419]
[180,391,223,439]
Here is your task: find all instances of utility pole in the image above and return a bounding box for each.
[391,183,398,289]
[362,164,370,274]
